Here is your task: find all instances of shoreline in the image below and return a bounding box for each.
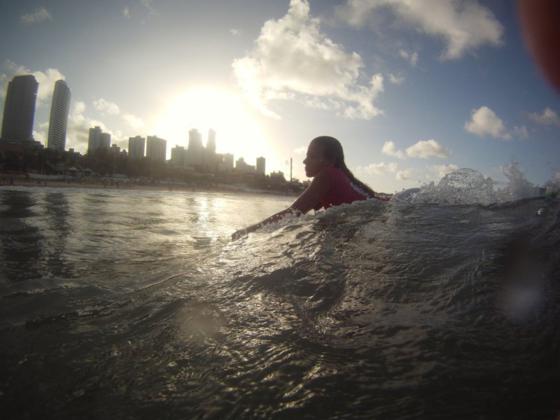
[0,178,300,197]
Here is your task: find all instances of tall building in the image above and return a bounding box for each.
[188,129,203,151]
[186,129,203,166]
[88,126,110,153]
[146,135,166,161]
[256,157,266,175]
[223,153,234,170]
[100,132,111,149]
[1,75,38,142]
[207,129,216,154]
[128,136,145,160]
[217,153,234,172]
[171,145,186,166]
[47,80,71,151]
[236,157,255,174]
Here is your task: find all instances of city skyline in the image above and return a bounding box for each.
[1,73,273,175]
[0,1,559,192]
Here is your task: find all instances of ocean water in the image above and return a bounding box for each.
[1,176,559,419]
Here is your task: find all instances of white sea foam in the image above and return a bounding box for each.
[397,163,545,206]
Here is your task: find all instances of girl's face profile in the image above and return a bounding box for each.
[303,141,328,177]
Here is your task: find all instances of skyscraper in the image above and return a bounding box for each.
[207,129,216,154]
[99,132,111,149]
[186,129,203,166]
[188,129,203,151]
[1,75,38,142]
[128,136,145,160]
[88,126,102,153]
[47,80,71,151]
[256,157,266,175]
[88,126,110,153]
[171,145,186,166]
[146,135,166,161]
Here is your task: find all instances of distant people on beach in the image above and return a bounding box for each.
[232,136,390,239]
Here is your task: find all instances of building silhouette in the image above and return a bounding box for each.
[171,145,186,166]
[1,75,38,142]
[207,129,216,154]
[217,153,234,172]
[88,126,111,153]
[186,129,204,167]
[128,136,145,160]
[146,135,166,161]
[47,80,71,151]
[256,156,266,175]
[235,157,255,174]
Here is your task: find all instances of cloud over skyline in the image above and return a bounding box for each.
[465,106,511,140]
[339,0,503,60]
[1,60,64,105]
[382,139,449,159]
[232,0,385,120]
[529,107,560,127]
[21,7,52,25]
[93,98,121,116]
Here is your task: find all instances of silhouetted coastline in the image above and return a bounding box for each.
[0,174,304,196]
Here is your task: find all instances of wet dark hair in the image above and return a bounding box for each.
[311,136,378,198]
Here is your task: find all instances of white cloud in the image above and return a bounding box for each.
[396,168,412,180]
[358,162,398,175]
[0,60,64,105]
[66,101,107,151]
[93,98,121,115]
[92,97,143,130]
[406,139,448,158]
[529,107,560,127]
[399,49,418,66]
[123,7,131,19]
[230,28,240,36]
[465,106,511,140]
[431,163,459,179]
[122,113,144,129]
[33,122,49,145]
[21,7,52,25]
[340,0,503,60]
[64,102,130,152]
[382,140,405,159]
[388,73,405,85]
[232,0,384,120]
[382,139,449,159]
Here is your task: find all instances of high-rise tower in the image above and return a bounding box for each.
[87,126,110,153]
[47,80,71,151]
[1,75,38,142]
[188,129,203,151]
[256,157,266,175]
[128,136,145,160]
[146,135,167,162]
[207,129,216,154]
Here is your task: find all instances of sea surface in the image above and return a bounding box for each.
[1,177,559,419]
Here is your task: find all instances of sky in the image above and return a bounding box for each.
[1,0,559,192]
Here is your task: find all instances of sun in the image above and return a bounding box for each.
[153,86,271,165]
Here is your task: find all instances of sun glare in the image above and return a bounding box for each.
[153,87,271,165]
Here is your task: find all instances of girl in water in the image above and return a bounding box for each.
[232,136,390,239]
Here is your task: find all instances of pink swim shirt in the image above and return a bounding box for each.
[317,166,370,209]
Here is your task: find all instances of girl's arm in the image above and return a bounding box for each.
[232,172,330,240]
